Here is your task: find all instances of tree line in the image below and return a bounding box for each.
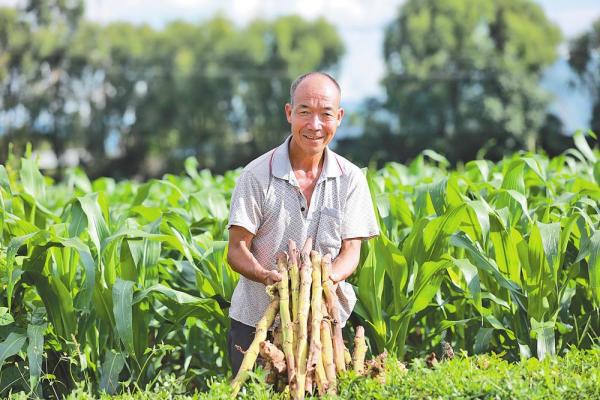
[0,0,598,178]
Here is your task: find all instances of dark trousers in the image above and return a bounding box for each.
[228,318,257,377]
[228,318,276,376]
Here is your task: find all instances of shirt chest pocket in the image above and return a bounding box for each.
[317,207,342,254]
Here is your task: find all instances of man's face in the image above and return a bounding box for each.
[285,75,344,157]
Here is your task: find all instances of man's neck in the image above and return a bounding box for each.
[288,138,325,175]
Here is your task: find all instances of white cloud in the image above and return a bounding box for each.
[0,0,19,5]
[550,8,600,38]
[338,29,386,102]
[536,0,600,38]
[129,0,403,29]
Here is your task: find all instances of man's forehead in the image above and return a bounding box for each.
[292,76,340,103]
[296,102,337,110]
[293,90,340,109]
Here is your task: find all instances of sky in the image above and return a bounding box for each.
[2,0,599,130]
[85,0,600,103]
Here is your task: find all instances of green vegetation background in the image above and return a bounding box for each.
[1,135,598,396]
[1,0,600,398]
[1,0,600,178]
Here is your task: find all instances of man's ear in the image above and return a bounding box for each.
[285,103,293,123]
[337,107,345,126]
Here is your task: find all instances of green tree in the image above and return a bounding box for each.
[0,0,85,169]
[91,15,344,176]
[375,0,561,162]
[68,20,173,177]
[1,5,344,177]
[233,16,344,162]
[569,17,600,134]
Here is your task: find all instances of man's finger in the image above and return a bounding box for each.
[270,271,283,282]
[330,272,339,283]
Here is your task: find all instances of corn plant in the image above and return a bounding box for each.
[352,132,599,361]
[0,156,234,397]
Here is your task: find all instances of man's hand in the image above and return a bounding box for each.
[329,271,340,291]
[329,271,340,284]
[262,269,282,286]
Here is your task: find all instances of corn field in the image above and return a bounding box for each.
[0,133,599,397]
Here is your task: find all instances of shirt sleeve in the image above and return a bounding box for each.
[341,167,380,240]
[227,170,263,235]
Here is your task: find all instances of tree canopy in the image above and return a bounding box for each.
[0,1,344,177]
[3,0,596,175]
[339,0,562,165]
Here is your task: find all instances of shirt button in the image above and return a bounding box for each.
[301,207,306,212]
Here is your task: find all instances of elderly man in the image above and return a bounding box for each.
[226,71,379,375]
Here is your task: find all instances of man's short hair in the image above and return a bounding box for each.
[289,72,341,104]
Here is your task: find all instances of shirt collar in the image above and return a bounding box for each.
[270,135,344,183]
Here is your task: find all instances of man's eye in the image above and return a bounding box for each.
[299,111,310,115]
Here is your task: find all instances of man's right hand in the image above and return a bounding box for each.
[262,269,282,286]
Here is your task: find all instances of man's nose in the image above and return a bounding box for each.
[307,113,323,130]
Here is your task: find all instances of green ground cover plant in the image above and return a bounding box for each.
[5,347,598,399]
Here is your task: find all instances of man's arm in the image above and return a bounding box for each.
[227,225,281,286]
[330,238,362,283]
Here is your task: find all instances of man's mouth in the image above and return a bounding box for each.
[303,134,324,141]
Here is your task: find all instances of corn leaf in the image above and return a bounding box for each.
[537,222,561,285]
[451,258,482,312]
[0,332,27,371]
[19,158,46,201]
[99,349,125,394]
[0,165,12,194]
[113,278,135,356]
[5,231,48,311]
[0,308,14,326]
[587,231,600,306]
[451,232,525,311]
[27,323,46,395]
[356,238,387,352]
[422,204,467,260]
[410,259,451,314]
[474,327,494,354]
[60,237,96,311]
[531,318,556,360]
[78,193,111,255]
[573,131,597,163]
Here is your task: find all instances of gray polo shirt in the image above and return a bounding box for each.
[227,136,379,328]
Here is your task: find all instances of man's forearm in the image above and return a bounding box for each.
[330,239,362,283]
[227,243,270,284]
[331,253,358,282]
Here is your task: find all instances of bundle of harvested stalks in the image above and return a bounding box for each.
[230,238,373,399]
[231,286,280,396]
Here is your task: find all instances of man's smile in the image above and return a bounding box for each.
[302,134,324,141]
